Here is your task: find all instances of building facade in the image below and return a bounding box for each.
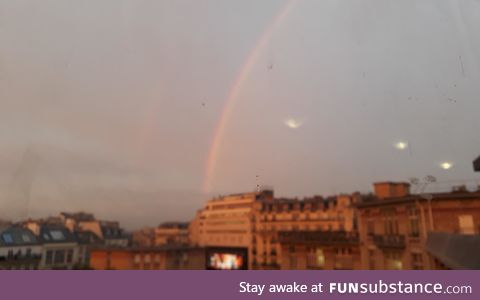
[357,182,480,270]
[90,246,206,270]
[252,194,358,269]
[0,226,42,270]
[39,226,80,270]
[189,190,273,269]
[278,231,361,270]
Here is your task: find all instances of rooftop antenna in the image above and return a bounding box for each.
[256,174,260,193]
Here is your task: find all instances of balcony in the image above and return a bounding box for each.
[0,254,42,262]
[372,235,406,249]
[278,231,359,246]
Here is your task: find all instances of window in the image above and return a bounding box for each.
[26,248,32,257]
[54,250,65,264]
[367,219,375,236]
[385,251,403,270]
[144,254,151,263]
[458,215,475,234]
[411,252,423,270]
[21,234,32,243]
[50,230,65,241]
[408,206,420,237]
[66,250,74,263]
[383,209,399,235]
[368,249,375,270]
[2,233,13,244]
[134,254,141,264]
[288,255,297,269]
[306,248,325,269]
[46,250,54,264]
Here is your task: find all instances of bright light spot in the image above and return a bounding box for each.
[284,118,302,129]
[440,162,453,170]
[394,141,408,150]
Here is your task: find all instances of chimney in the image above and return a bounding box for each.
[474,156,480,172]
[373,182,410,199]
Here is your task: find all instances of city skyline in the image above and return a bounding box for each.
[2,0,480,228]
[3,181,480,270]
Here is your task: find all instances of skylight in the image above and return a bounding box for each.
[50,230,65,241]
[2,233,14,244]
[22,234,32,243]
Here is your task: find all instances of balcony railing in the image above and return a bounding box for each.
[372,235,406,249]
[278,231,359,246]
[0,254,42,262]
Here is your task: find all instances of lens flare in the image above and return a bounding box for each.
[440,162,453,170]
[394,141,408,150]
[284,118,303,129]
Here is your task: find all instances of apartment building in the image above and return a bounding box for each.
[251,194,358,269]
[90,246,206,270]
[357,182,480,270]
[154,222,189,245]
[0,226,42,270]
[39,225,80,270]
[133,222,190,247]
[190,191,269,247]
[189,190,273,269]
[278,230,361,270]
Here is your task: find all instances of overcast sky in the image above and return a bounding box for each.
[1,0,480,229]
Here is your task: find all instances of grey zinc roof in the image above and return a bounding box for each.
[0,226,39,247]
[426,232,480,269]
[39,225,77,244]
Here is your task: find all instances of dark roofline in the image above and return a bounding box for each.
[91,244,202,252]
[373,181,410,185]
[0,226,40,247]
[158,222,190,229]
[356,192,480,208]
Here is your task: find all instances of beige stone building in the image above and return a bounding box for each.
[133,222,190,247]
[252,194,358,269]
[278,231,361,270]
[189,189,358,270]
[189,182,480,270]
[189,190,273,269]
[189,190,273,248]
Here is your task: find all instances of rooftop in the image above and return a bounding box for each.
[39,225,77,244]
[0,226,39,247]
[158,222,189,229]
[357,191,480,208]
[60,212,95,222]
[426,232,480,270]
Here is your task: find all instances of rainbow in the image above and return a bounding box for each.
[202,0,298,194]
